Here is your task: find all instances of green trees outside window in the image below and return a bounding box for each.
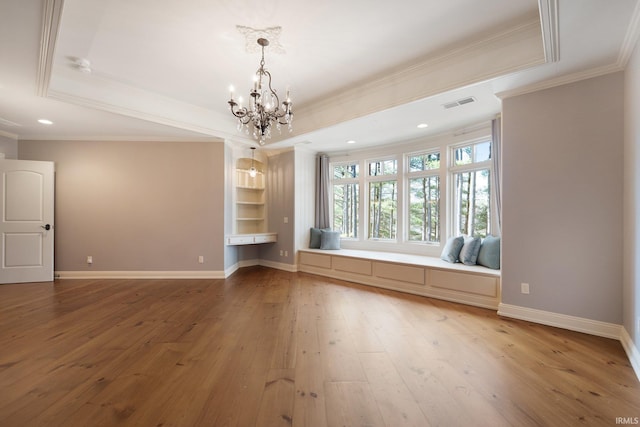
[408,152,440,243]
[369,180,397,239]
[368,159,397,240]
[333,163,359,238]
[329,136,493,250]
[452,141,491,238]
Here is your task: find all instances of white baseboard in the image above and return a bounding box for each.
[224,259,259,277]
[223,259,297,277]
[497,303,622,339]
[56,270,226,279]
[56,260,297,281]
[620,327,640,382]
[259,259,298,272]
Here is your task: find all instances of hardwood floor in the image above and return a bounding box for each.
[0,266,638,426]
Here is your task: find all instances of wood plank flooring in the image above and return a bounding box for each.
[0,266,638,426]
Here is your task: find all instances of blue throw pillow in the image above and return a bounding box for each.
[440,236,464,263]
[459,235,482,265]
[477,235,501,269]
[320,230,341,250]
[309,227,330,248]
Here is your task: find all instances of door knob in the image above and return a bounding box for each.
[41,224,51,231]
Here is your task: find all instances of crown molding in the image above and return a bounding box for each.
[49,89,255,144]
[618,0,640,67]
[16,134,224,143]
[538,0,560,62]
[285,18,545,140]
[48,88,223,135]
[46,68,254,143]
[0,130,19,140]
[495,62,623,100]
[37,0,63,97]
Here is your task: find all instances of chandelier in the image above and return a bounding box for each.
[228,38,293,144]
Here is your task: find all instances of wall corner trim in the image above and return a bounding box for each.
[497,303,622,339]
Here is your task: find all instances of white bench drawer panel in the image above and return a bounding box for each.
[333,256,372,276]
[374,262,424,285]
[299,252,332,269]
[430,269,497,297]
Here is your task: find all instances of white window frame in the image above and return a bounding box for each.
[365,156,399,242]
[330,160,361,240]
[448,138,495,238]
[405,148,442,245]
[328,124,495,257]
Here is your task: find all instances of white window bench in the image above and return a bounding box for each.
[297,248,500,309]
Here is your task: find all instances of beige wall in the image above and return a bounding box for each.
[0,135,18,159]
[19,139,226,272]
[624,39,640,345]
[502,72,624,324]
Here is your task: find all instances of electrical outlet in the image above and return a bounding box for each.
[284,250,288,257]
[283,217,289,223]
[87,255,93,265]
[198,255,204,264]
[280,250,284,256]
[521,283,530,294]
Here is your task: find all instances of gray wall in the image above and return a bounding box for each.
[19,139,226,272]
[294,148,317,254]
[624,39,640,346]
[502,72,624,324]
[262,149,296,264]
[0,135,18,159]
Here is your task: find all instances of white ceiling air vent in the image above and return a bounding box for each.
[442,96,476,109]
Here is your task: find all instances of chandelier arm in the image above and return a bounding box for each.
[262,70,281,109]
[228,101,248,119]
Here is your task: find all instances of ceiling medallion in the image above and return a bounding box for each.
[236,26,285,54]
[228,37,293,144]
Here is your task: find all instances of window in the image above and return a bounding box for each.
[367,158,397,240]
[332,162,359,238]
[328,126,495,256]
[407,152,440,243]
[451,141,491,238]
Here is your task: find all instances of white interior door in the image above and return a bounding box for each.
[0,159,55,284]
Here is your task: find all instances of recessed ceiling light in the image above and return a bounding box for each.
[38,119,53,125]
[347,140,356,144]
[417,123,429,129]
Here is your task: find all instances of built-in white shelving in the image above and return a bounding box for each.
[226,156,277,245]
